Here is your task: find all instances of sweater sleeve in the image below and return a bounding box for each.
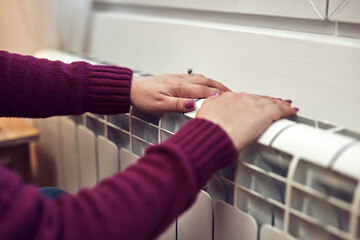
[0,50,133,117]
[0,119,237,240]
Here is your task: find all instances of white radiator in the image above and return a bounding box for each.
[32,50,360,240]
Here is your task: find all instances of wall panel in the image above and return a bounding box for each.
[96,0,327,20]
[89,12,360,131]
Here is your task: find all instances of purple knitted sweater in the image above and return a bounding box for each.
[0,51,236,240]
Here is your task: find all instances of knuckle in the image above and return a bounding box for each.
[200,85,210,95]
[153,98,165,112]
[175,98,182,109]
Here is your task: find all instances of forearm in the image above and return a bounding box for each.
[0,119,236,240]
[0,50,133,118]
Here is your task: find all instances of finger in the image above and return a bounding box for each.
[180,74,231,92]
[260,95,293,106]
[207,90,225,100]
[274,97,293,106]
[244,94,276,107]
[177,73,231,91]
[162,96,196,113]
[264,101,297,122]
[249,94,277,102]
[174,83,219,99]
[249,94,290,108]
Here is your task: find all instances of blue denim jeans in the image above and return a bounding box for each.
[40,187,69,199]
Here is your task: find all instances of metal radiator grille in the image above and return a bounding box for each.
[32,50,360,240]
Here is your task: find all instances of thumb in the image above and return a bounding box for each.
[166,97,195,113]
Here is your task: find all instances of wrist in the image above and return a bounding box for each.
[87,65,133,114]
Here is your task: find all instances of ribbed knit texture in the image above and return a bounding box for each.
[0,50,237,240]
[165,118,237,188]
[87,65,132,114]
[0,50,132,117]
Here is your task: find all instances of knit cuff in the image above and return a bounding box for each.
[164,118,237,188]
[86,65,133,114]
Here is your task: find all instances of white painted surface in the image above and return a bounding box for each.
[258,119,297,146]
[63,0,92,52]
[328,0,360,24]
[119,148,139,171]
[332,142,360,179]
[260,224,292,240]
[34,49,98,64]
[271,124,355,166]
[77,125,97,188]
[177,191,213,240]
[214,201,258,240]
[97,136,119,180]
[96,0,327,20]
[89,13,360,132]
[60,117,79,193]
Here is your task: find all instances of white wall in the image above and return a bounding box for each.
[88,1,360,132]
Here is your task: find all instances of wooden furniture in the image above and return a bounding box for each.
[0,118,39,182]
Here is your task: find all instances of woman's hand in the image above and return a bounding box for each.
[130,74,230,115]
[196,92,298,152]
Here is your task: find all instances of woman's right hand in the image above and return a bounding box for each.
[196,92,298,152]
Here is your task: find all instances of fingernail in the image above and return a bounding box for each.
[185,99,195,109]
[284,99,292,104]
[211,91,217,96]
[292,107,299,112]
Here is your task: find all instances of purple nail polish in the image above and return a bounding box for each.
[185,100,195,109]
[292,107,299,112]
[284,99,292,104]
[211,91,217,96]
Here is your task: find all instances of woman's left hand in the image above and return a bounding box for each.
[130,74,231,115]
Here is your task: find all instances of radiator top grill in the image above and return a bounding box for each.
[33,50,360,240]
[71,102,360,240]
